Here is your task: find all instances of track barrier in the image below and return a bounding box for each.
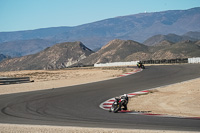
[94,57,200,67]
[0,77,34,85]
[94,61,139,67]
[188,57,200,63]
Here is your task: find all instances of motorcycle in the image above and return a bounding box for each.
[109,97,128,113]
[109,97,121,113]
[137,63,145,69]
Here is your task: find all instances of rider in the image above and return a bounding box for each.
[120,94,129,110]
[137,61,142,68]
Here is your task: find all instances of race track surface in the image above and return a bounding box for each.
[0,64,200,131]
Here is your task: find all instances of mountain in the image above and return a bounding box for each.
[1,39,200,71]
[77,39,200,66]
[148,40,200,59]
[195,40,200,46]
[183,31,200,40]
[0,39,56,57]
[0,54,10,62]
[0,7,200,56]
[0,27,71,43]
[76,39,148,66]
[0,42,93,71]
[143,32,198,46]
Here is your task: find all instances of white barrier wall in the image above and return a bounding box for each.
[94,61,139,67]
[188,57,200,63]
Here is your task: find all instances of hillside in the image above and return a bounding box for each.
[148,40,200,59]
[76,39,148,66]
[0,42,93,71]
[184,31,200,40]
[0,7,200,56]
[0,39,200,71]
[143,33,199,46]
[78,39,200,66]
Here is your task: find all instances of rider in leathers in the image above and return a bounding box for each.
[120,94,129,110]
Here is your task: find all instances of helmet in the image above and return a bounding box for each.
[123,94,127,97]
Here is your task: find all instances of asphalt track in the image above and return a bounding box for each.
[0,64,200,131]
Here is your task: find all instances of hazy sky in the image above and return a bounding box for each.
[1,0,200,32]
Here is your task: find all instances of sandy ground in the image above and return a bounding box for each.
[128,78,200,117]
[0,67,131,95]
[0,124,199,133]
[0,67,200,133]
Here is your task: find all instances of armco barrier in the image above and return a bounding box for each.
[0,77,33,85]
[188,57,200,63]
[94,61,139,67]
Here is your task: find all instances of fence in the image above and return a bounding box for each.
[0,77,33,85]
[94,57,200,67]
[142,58,188,64]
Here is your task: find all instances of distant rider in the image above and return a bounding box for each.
[137,61,142,68]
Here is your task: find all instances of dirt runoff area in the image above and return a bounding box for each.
[128,78,200,118]
[0,67,132,95]
[0,67,200,133]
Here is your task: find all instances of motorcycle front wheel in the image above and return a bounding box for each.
[113,104,121,113]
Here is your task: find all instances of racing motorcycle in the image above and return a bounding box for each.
[109,96,128,113]
[137,63,145,69]
[109,97,121,113]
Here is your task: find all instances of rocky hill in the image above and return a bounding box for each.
[143,33,199,46]
[0,7,200,56]
[76,39,148,66]
[77,39,200,66]
[0,39,200,71]
[0,42,93,71]
[148,40,200,59]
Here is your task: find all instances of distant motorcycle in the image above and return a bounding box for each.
[137,63,145,69]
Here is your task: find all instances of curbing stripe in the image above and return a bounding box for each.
[100,90,149,110]
[99,71,200,119]
[100,88,200,119]
[100,68,144,111]
[118,68,142,77]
